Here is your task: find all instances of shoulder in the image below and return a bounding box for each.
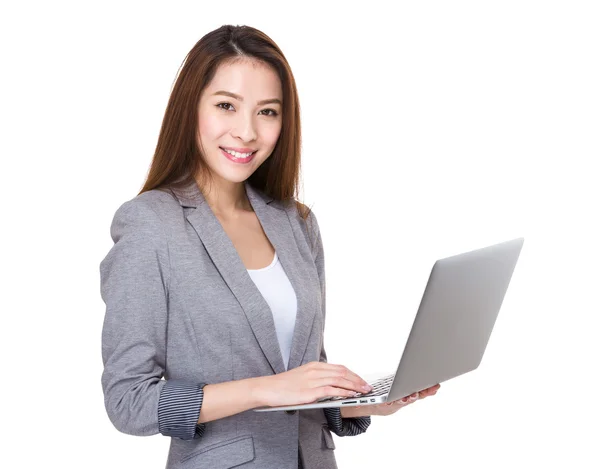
[293,200,320,234]
[109,188,181,242]
[284,199,322,257]
[132,188,181,216]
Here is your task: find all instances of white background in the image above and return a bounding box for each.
[2,1,599,467]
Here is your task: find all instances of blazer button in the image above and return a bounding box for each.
[285,410,297,415]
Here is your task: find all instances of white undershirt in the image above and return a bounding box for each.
[246,251,297,370]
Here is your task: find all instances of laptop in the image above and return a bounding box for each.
[253,237,524,412]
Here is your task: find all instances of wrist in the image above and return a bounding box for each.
[247,375,270,408]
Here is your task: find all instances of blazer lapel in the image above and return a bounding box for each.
[245,183,317,372]
[169,179,316,376]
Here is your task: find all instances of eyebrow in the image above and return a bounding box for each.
[211,90,282,106]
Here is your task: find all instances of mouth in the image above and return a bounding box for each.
[220,147,257,164]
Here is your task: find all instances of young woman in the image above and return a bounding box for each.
[100,24,440,469]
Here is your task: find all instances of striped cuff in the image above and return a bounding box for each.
[323,407,372,437]
[158,380,206,440]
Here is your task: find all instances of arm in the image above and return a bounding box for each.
[195,377,265,424]
[308,211,372,437]
[100,200,206,440]
[101,199,273,440]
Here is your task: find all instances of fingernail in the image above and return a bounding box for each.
[362,385,371,391]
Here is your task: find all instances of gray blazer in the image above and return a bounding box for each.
[100,179,371,469]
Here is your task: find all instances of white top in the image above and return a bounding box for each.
[246,251,297,370]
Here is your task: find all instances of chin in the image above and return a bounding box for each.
[217,169,255,184]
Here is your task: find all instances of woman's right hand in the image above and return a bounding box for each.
[257,361,373,408]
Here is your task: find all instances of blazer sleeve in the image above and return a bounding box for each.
[100,199,206,440]
[308,210,372,437]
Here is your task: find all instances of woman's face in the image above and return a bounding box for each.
[196,59,283,186]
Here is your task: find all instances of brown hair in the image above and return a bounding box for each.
[138,25,315,239]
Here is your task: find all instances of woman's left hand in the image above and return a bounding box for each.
[345,383,441,417]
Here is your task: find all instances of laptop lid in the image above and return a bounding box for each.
[387,237,524,401]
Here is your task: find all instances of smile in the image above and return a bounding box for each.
[220,147,256,164]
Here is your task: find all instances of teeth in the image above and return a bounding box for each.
[223,148,254,158]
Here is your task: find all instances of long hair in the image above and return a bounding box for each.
[138,25,314,236]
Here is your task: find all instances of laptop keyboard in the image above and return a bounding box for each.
[318,373,395,402]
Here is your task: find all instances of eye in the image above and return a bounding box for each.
[260,109,279,117]
[216,102,279,117]
[216,102,234,111]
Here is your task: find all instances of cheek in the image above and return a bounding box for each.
[198,114,228,141]
[262,123,282,147]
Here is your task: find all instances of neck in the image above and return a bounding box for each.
[195,174,252,218]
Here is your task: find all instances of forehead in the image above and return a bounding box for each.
[204,59,282,98]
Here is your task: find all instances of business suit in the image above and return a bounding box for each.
[100,178,371,468]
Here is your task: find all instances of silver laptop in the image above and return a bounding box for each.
[253,237,524,412]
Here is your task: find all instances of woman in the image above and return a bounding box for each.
[100,24,440,469]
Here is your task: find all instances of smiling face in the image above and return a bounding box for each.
[196,58,283,189]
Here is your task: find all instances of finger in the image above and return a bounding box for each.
[386,400,404,407]
[312,362,371,386]
[333,365,373,391]
[395,392,418,405]
[312,364,373,393]
[313,376,370,395]
[333,364,373,390]
[418,386,438,398]
[314,385,362,400]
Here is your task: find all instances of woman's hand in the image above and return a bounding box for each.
[343,384,441,417]
[257,361,373,408]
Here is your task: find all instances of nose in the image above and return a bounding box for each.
[231,111,258,142]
